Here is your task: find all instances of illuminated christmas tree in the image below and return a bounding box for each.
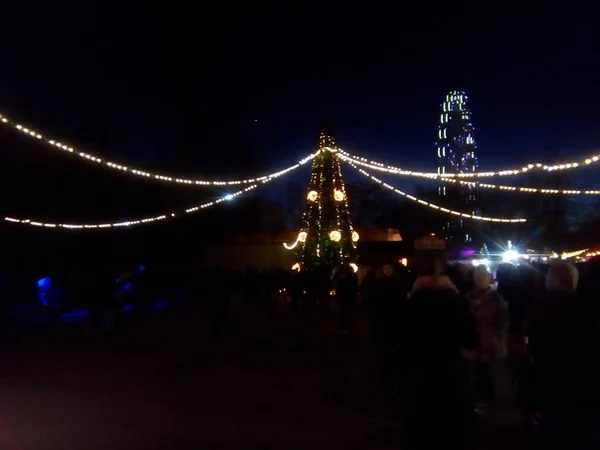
[293,126,358,269]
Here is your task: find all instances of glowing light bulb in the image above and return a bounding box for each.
[329,230,341,242]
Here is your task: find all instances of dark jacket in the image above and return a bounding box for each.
[528,292,600,411]
[527,292,600,449]
[399,275,478,450]
[403,275,476,364]
[362,275,406,337]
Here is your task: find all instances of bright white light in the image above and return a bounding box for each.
[502,250,519,262]
[472,258,489,266]
[224,194,234,201]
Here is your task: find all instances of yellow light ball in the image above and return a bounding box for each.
[329,230,341,242]
[333,190,344,201]
[352,231,359,242]
[298,231,307,242]
[307,191,318,201]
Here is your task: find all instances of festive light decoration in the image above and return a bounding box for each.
[290,127,357,268]
[341,153,600,195]
[437,178,600,196]
[583,250,600,259]
[437,91,479,197]
[282,230,308,250]
[283,239,300,250]
[5,150,315,229]
[329,230,342,242]
[436,91,479,243]
[5,185,259,229]
[6,108,592,237]
[339,149,600,179]
[3,108,600,197]
[345,161,527,223]
[560,249,587,260]
[0,113,316,186]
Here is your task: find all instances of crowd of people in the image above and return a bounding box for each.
[1,256,599,449]
[352,257,599,450]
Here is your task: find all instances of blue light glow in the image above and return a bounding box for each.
[36,276,52,306]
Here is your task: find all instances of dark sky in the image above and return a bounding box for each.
[1,3,599,223]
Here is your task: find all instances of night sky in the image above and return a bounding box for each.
[1,3,599,224]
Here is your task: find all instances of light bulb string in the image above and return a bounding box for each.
[429,176,600,196]
[343,160,527,223]
[0,112,316,186]
[340,152,600,195]
[338,148,600,179]
[4,153,312,229]
[5,184,259,229]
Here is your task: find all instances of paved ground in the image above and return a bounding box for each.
[0,302,524,449]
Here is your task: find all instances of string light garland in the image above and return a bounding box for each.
[4,149,316,230]
[439,177,600,196]
[5,185,259,229]
[4,107,592,233]
[344,161,527,223]
[340,152,600,196]
[0,113,316,186]
[3,110,599,188]
[338,149,600,179]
